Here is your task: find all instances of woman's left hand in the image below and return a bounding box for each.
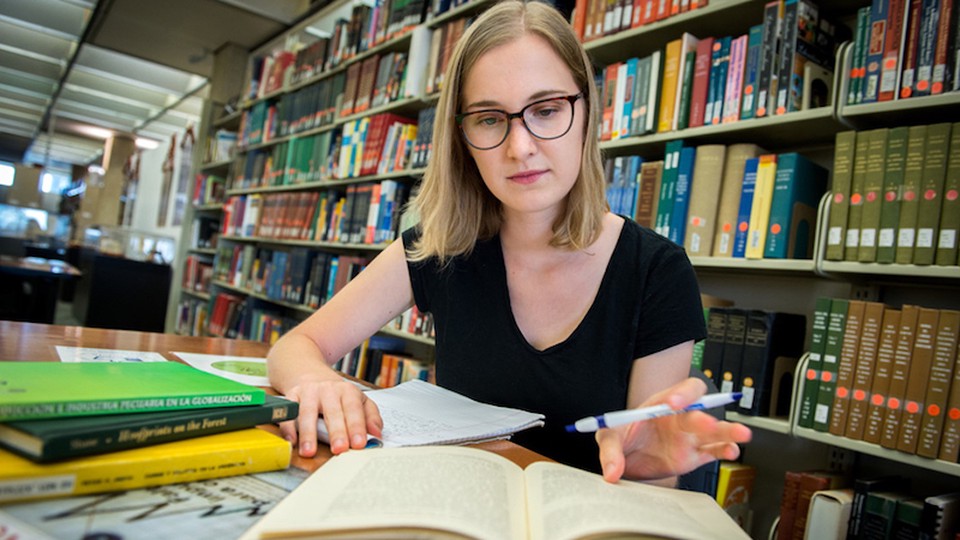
[595,377,753,483]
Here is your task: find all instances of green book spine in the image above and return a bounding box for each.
[858,128,890,262]
[826,131,856,261]
[895,125,929,264]
[913,122,953,265]
[655,139,684,238]
[813,298,849,432]
[845,133,871,260]
[935,122,960,265]
[0,362,266,422]
[798,297,832,429]
[690,307,710,371]
[676,50,696,130]
[0,395,298,463]
[764,152,827,259]
[876,127,909,263]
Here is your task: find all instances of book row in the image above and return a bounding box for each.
[221,180,410,246]
[214,243,370,309]
[233,108,433,190]
[825,122,960,267]
[847,0,960,105]
[797,298,960,464]
[332,335,433,388]
[242,49,415,149]
[595,0,845,141]
[248,0,429,101]
[607,143,826,260]
[700,307,807,418]
[192,172,226,206]
[201,129,238,165]
[203,291,301,344]
[776,469,959,540]
[571,0,709,43]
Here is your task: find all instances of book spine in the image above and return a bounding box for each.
[755,1,781,118]
[826,131,857,261]
[844,301,886,440]
[916,309,960,457]
[845,133,871,261]
[896,307,940,453]
[0,429,291,504]
[0,390,265,422]
[858,129,890,262]
[863,307,902,443]
[895,125,929,263]
[913,122,953,264]
[798,297,832,429]
[881,305,921,448]
[876,127,910,263]
[829,300,866,436]
[814,299,850,432]
[935,122,960,265]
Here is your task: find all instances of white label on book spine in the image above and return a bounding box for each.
[860,229,876,248]
[846,228,860,248]
[916,228,934,248]
[828,226,843,246]
[899,228,916,248]
[814,403,829,424]
[879,228,896,248]
[938,229,957,249]
[0,475,76,502]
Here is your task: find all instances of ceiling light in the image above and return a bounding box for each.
[135,138,160,150]
[75,125,113,139]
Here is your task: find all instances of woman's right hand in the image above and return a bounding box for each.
[279,375,384,457]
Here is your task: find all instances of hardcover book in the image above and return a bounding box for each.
[813,299,849,433]
[0,394,298,463]
[238,446,751,540]
[876,127,910,263]
[0,362,265,422]
[737,310,806,416]
[762,152,828,259]
[844,301,886,440]
[863,307,902,444]
[798,297,832,429]
[916,309,960,458]
[880,305,921,449]
[829,300,866,436]
[826,131,857,261]
[0,428,290,504]
[896,307,941,453]
[712,144,762,257]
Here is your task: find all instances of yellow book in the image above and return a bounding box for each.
[715,462,755,530]
[657,38,683,133]
[0,428,290,504]
[744,154,778,259]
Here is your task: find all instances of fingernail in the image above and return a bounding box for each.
[352,434,366,447]
[332,438,346,450]
[301,441,314,453]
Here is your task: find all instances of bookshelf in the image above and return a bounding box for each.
[164,0,959,535]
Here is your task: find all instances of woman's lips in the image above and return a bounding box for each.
[507,169,547,184]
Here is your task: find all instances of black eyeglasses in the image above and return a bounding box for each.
[455,93,583,150]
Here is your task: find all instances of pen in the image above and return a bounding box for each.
[564,392,743,433]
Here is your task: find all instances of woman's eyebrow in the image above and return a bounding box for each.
[461,89,573,111]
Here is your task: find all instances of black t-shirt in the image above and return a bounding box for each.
[403,218,706,473]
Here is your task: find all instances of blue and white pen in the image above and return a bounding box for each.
[565,392,743,433]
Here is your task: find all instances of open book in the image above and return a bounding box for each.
[317,380,545,447]
[240,446,750,540]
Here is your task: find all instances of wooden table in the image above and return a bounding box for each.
[0,256,81,324]
[0,322,548,473]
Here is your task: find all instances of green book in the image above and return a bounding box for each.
[763,152,828,259]
[876,127,909,263]
[913,123,953,265]
[0,362,265,421]
[798,297,832,429]
[813,298,848,433]
[935,122,960,265]
[895,125,929,264]
[826,131,856,261]
[858,128,890,262]
[0,394,297,463]
[845,133,871,261]
[655,139,684,238]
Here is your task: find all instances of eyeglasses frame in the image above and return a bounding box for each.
[455,93,583,150]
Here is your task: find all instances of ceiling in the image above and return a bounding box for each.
[0,0,316,170]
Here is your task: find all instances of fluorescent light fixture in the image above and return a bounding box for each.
[75,125,114,139]
[135,137,160,149]
[87,165,105,175]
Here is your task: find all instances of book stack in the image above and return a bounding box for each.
[796,298,960,463]
[604,144,827,261]
[572,0,711,43]
[0,361,296,504]
[825,122,960,266]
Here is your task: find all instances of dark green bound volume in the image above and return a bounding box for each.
[0,394,299,462]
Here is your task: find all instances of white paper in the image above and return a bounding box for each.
[316,379,545,448]
[55,346,167,363]
[172,352,270,386]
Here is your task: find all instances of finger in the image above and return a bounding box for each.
[295,394,320,458]
[318,390,349,454]
[363,396,384,438]
[595,428,626,483]
[661,377,709,409]
[278,418,298,446]
[340,387,375,449]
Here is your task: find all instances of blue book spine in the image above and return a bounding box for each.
[621,58,639,138]
[861,0,889,103]
[732,157,760,258]
[670,146,697,244]
[740,24,764,120]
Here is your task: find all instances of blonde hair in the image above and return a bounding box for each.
[407,0,607,264]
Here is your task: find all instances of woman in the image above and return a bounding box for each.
[267,0,751,484]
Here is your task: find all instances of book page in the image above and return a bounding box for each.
[524,462,750,540]
[244,446,528,540]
